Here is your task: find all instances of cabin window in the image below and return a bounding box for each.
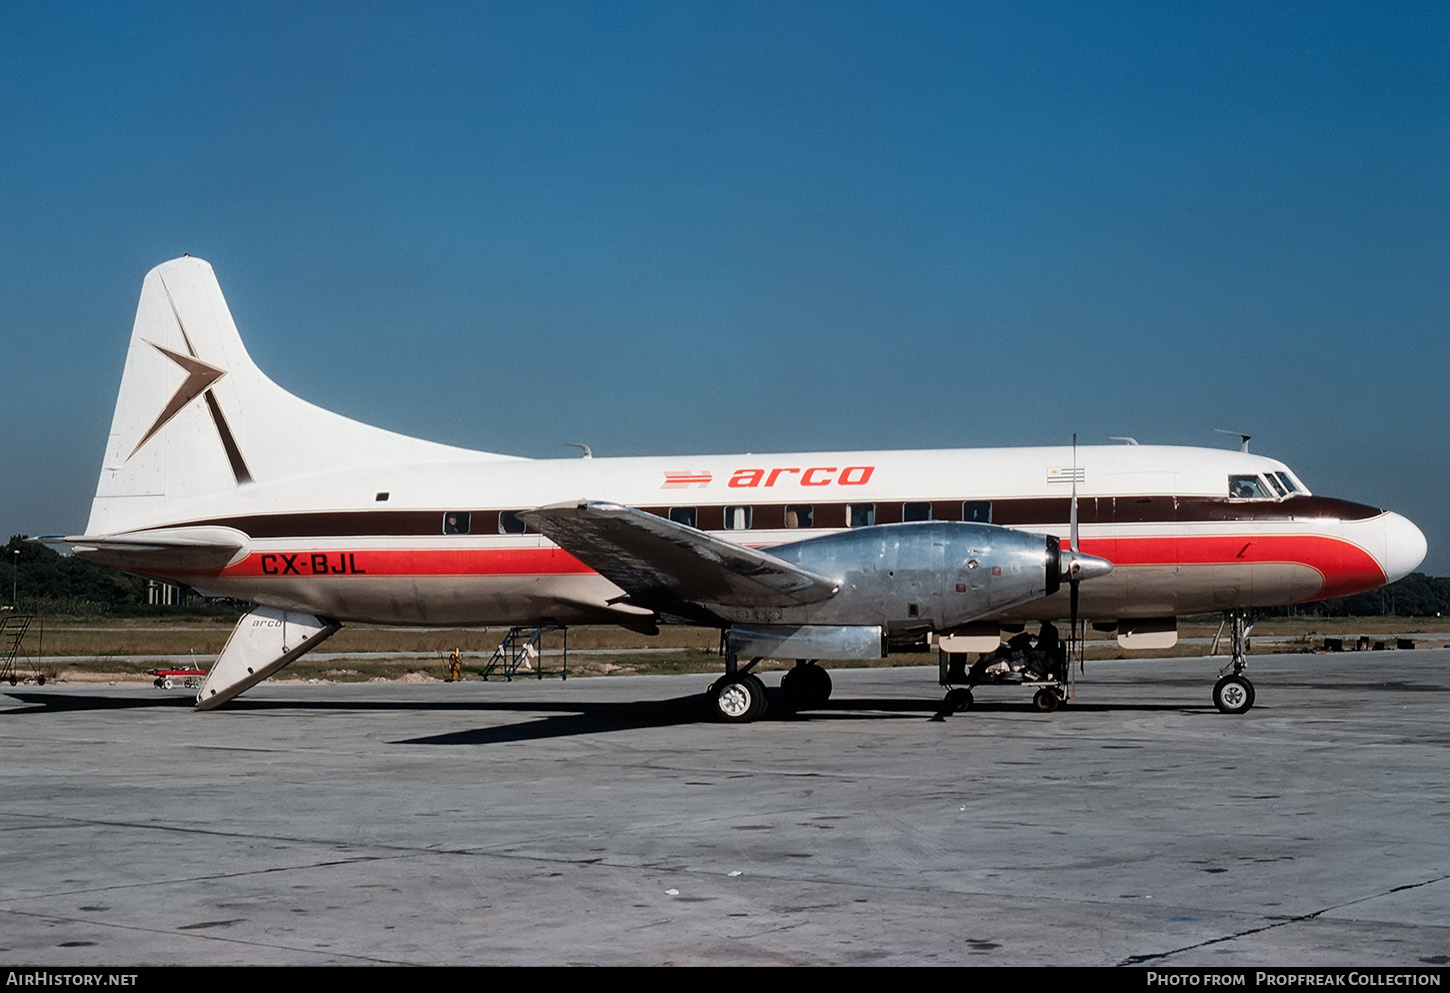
[499,510,527,534]
[848,503,875,528]
[723,505,752,530]
[785,505,813,528]
[1228,475,1272,500]
[669,506,698,528]
[443,511,471,535]
[962,501,992,523]
[903,502,932,522]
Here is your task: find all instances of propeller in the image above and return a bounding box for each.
[1060,434,1113,673]
[1070,433,1081,670]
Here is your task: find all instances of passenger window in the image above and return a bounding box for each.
[903,502,932,522]
[499,510,527,534]
[723,506,752,530]
[443,511,471,535]
[785,505,813,528]
[669,506,698,528]
[849,504,875,528]
[1228,475,1271,500]
[962,501,992,523]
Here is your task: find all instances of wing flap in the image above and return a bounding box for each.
[519,501,838,610]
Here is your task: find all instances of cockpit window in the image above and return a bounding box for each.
[1263,473,1287,497]
[1228,475,1273,500]
[1273,471,1303,495]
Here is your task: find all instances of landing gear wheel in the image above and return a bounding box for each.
[711,674,767,723]
[1033,688,1061,713]
[944,688,974,712]
[780,663,832,711]
[1213,674,1255,714]
[742,673,768,720]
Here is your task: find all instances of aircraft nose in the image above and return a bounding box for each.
[1381,512,1427,583]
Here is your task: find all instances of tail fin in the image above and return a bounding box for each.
[87,256,516,536]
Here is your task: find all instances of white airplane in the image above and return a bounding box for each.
[55,257,1427,719]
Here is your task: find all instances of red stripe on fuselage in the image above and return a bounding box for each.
[1080,534,1385,600]
[221,548,596,579]
[207,532,1387,603]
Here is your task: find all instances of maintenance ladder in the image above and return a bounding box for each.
[480,624,568,681]
[0,613,43,686]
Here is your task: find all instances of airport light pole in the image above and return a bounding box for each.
[11,549,17,608]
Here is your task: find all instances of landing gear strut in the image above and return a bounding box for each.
[1212,609,1256,714]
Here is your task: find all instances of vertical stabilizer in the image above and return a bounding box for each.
[86,256,516,536]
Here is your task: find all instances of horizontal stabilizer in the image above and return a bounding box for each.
[52,526,248,574]
[519,501,839,611]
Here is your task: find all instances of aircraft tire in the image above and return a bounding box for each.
[711,675,766,723]
[781,663,832,711]
[742,673,768,720]
[1213,674,1255,714]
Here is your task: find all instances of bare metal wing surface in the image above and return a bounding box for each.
[519,501,840,611]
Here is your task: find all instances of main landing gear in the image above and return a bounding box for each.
[1212,609,1256,714]
[709,657,834,722]
[780,660,832,712]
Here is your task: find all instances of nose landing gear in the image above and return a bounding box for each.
[1212,609,1256,714]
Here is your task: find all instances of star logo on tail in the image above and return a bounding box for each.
[129,343,226,457]
[127,275,254,484]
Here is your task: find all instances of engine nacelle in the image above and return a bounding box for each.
[714,522,1065,639]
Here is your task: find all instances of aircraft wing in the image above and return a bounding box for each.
[519,501,839,611]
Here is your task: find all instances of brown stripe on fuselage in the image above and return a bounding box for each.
[170,494,1382,540]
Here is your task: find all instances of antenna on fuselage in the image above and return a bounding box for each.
[1109,436,1139,446]
[1213,428,1252,453]
[565,443,593,459]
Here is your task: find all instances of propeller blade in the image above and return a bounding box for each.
[1070,433,1080,670]
[1070,433,1079,552]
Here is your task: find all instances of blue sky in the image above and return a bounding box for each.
[2,1,1447,573]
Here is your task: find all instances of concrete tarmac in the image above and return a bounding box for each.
[2,650,1447,967]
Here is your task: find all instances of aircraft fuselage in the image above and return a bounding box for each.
[90,445,1422,630]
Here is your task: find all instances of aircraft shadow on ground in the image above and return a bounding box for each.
[2,686,1211,744]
